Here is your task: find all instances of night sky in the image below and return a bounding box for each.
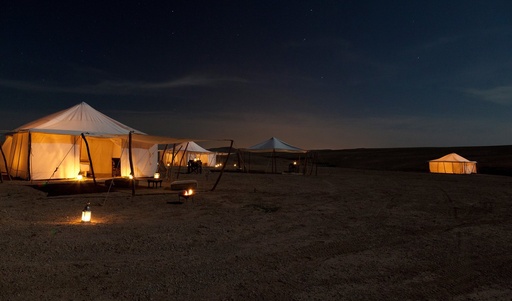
[2,1,512,149]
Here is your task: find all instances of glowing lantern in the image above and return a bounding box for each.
[178,188,194,201]
[128,174,134,180]
[76,174,83,181]
[154,172,160,179]
[81,203,91,223]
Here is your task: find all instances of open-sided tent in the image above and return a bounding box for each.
[246,137,307,153]
[1,102,160,180]
[242,137,308,173]
[429,153,477,174]
[159,141,217,167]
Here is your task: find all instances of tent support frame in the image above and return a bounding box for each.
[211,139,233,191]
[129,131,135,196]
[0,140,11,182]
[81,133,97,185]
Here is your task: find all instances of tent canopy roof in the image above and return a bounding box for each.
[11,102,146,137]
[429,153,476,163]
[7,102,230,146]
[244,137,307,153]
[172,141,213,153]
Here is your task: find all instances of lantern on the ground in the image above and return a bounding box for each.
[81,203,91,223]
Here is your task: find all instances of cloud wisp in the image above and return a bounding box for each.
[464,86,512,106]
[0,75,250,96]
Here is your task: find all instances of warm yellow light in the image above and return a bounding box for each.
[293,161,297,165]
[76,174,83,181]
[81,204,91,223]
[154,172,160,179]
[234,163,237,167]
[184,189,194,196]
[129,174,134,179]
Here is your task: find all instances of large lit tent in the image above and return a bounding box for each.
[242,137,308,173]
[160,141,217,167]
[1,102,159,180]
[429,153,477,174]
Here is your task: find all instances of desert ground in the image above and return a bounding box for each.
[1,148,512,300]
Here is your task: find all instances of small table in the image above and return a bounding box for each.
[147,179,163,188]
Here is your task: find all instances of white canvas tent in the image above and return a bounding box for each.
[245,137,308,154]
[242,137,308,173]
[1,102,161,180]
[429,153,477,174]
[160,141,217,167]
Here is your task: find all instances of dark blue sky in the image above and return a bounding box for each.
[2,1,512,149]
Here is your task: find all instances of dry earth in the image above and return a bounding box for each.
[1,165,512,300]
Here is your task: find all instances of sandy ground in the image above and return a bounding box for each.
[1,167,512,300]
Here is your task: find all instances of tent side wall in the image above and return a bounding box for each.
[464,162,477,174]
[161,150,216,167]
[30,132,80,180]
[80,137,117,176]
[2,133,30,179]
[429,161,477,174]
[120,140,158,177]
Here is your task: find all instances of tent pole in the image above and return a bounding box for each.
[81,133,97,185]
[0,141,11,182]
[159,144,168,174]
[237,150,241,171]
[27,132,31,181]
[176,142,189,178]
[211,139,233,191]
[168,144,176,181]
[128,131,135,196]
[169,144,182,181]
[0,146,3,182]
[273,149,276,174]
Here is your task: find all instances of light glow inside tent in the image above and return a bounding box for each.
[1,102,160,180]
[160,141,217,167]
[429,153,477,174]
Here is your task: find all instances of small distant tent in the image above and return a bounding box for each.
[242,137,308,173]
[429,153,477,174]
[1,102,160,180]
[160,141,217,167]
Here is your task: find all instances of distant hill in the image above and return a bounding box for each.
[209,145,512,176]
[313,145,512,176]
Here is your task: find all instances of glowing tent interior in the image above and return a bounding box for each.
[429,153,477,174]
[0,102,187,180]
[159,141,217,167]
